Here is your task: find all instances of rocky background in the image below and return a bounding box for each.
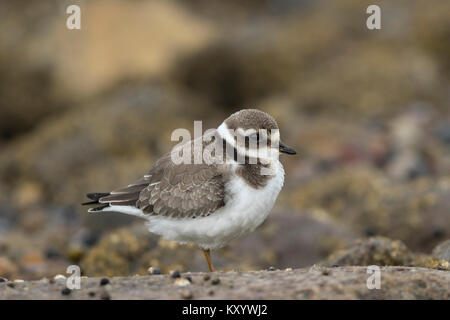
[0,0,449,286]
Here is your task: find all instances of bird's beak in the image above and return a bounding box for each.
[279,141,297,155]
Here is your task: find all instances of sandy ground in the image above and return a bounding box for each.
[0,266,448,300]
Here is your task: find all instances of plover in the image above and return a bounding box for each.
[83,109,296,272]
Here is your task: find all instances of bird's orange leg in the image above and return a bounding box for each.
[202,248,214,272]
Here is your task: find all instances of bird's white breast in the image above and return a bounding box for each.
[146,161,285,249]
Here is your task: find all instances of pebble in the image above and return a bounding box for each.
[88,291,96,297]
[322,270,330,276]
[268,266,276,271]
[54,274,66,281]
[175,278,191,287]
[211,277,220,285]
[208,289,214,296]
[332,265,339,268]
[181,289,193,300]
[100,290,111,300]
[100,278,110,286]
[147,267,161,275]
[61,287,71,295]
[170,270,181,278]
[6,282,15,288]
[14,279,25,283]
[285,268,293,272]
[203,274,211,281]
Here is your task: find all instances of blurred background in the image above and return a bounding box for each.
[0,0,449,280]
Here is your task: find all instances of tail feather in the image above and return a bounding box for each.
[87,204,110,212]
[82,192,111,211]
[86,193,110,201]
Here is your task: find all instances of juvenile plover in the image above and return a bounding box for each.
[83,109,296,271]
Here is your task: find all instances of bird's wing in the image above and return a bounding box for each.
[98,153,226,219]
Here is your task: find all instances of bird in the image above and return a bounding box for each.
[83,109,296,272]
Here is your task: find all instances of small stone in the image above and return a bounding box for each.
[6,282,15,288]
[203,274,210,281]
[208,289,214,296]
[175,278,191,287]
[170,270,181,278]
[285,268,292,272]
[147,267,161,275]
[100,290,111,300]
[268,266,276,271]
[99,278,110,286]
[14,279,25,283]
[322,270,330,276]
[332,264,339,268]
[181,289,193,300]
[432,239,450,262]
[211,277,220,285]
[88,291,96,297]
[61,287,71,295]
[54,274,66,281]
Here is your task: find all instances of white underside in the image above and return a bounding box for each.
[105,160,284,249]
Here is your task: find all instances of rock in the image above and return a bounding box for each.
[432,240,450,261]
[174,278,191,287]
[288,168,450,252]
[322,237,449,271]
[0,267,447,299]
[100,278,110,286]
[61,287,71,296]
[180,289,193,300]
[322,237,411,267]
[170,270,181,279]
[100,289,111,300]
[53,274,66,281]
[147,267,161,275]
[80,224,158,277]
[0,256,18,279]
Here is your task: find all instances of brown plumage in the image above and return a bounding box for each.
[86,133,227,219]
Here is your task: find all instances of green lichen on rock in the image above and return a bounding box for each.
[288,169,449,251]
[80,224,158,277]
[322,236,449,271]
[432,239,450,262]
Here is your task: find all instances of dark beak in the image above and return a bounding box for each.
[279,141,297,155]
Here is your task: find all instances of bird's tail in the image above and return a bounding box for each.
[82,192,111,212]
